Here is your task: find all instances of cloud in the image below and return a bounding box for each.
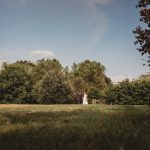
[89,0,114,6]
[0,55,3,59]
[31,50,55,58]
[0,60,3,67]
[89,12,108,47]
[0,59,6,68]
[1,0,29,7]
[111,75,134,83]
[88,0,115,10]
[0,52,4,67]
[84,0,115,48]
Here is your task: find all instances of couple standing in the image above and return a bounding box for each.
[78,92,88,105]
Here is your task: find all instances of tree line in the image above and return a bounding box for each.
[106,75,150,105]
[0,59,111,104]
[0,59,149,104]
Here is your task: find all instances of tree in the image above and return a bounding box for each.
[133,0,150,66]
[32,59,64,101]
[0,59,112,104]
[0,63,33,103]
[105,77,150,105]
[35,69,73,104]
[88,87,102,100]
[70,60,111,99]
[31,58,73,103]
[32,58,62,82]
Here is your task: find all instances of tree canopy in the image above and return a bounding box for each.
[0,63,33,103]
[106,75,150,105]
[0,59,111,104]
[133,0,150,66]
[0,59,149,105]
[70,60,111,99]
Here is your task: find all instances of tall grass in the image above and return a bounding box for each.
[0,105,150,150]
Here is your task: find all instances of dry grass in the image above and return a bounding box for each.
[0,104,150,150]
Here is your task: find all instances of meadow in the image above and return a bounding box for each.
[0,104,150,150]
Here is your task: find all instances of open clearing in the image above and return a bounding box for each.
[0,104,150,150]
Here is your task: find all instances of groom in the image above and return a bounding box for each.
[77,92,83,104]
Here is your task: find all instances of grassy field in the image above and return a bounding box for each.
[0,104,150,150]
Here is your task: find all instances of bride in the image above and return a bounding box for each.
[83,92,88,105]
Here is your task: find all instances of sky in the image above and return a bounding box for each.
[0,0,148,82]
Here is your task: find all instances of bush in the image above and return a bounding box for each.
[0,64,33,103]
[106,77,150,105]
[34,70,73,104]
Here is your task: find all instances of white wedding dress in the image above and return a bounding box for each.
[83,93,88,105]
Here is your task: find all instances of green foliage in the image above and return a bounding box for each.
[133,0,150,66]
[88,87,102,99]
[32,58,62,82]
[0,59,72,104]
[70,60,111,99]
[0,63,33,103]
[31,59,73,104]
[106,76,150,105]
[1,58,149,105]
[35,70,73,104]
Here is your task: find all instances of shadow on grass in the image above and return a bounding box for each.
[0,107,150,150]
